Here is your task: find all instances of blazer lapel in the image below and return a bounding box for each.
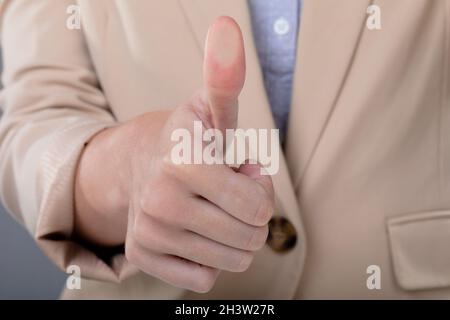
[286,0,372,189]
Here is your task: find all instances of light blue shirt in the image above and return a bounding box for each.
[248,0,302,142]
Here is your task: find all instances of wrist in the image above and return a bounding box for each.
[74,124,130,246]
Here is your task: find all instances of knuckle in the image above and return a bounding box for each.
[133,217,148,244]
[139,184,159,215]
[247,226,269,251]
[139,187,172,222]
[235,251,254,272]
[132,216,166,253]
[161,154,189,180]
[252,185,274,226]
[193,270,217,293]
[162,200,185,224]
[255,200,273,226]
[161,155,177,176]
[125,241,140,264]
[139,195,153,215]
[228,189,249,219]
[264,175,275,199]
[231,186,247,209]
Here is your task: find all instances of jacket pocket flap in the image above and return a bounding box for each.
[387,210,450,291]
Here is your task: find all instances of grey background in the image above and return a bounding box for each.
[0,50,66,299]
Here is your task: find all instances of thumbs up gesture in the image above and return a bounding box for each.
[75,17,274,293]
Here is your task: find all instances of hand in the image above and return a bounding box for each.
[74,16,274,293]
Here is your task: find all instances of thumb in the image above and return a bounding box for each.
[203,16,246,133]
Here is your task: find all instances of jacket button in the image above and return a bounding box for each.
[267,216,297,253]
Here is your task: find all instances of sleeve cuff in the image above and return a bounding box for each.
[34,120,138,283]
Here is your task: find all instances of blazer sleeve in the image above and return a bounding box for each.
[0,0,137,283]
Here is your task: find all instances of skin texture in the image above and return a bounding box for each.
[74,16,274,293]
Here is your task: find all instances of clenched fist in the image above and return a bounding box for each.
[74,16,274,293]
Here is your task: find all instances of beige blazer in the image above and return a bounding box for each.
[0,0,449,299]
